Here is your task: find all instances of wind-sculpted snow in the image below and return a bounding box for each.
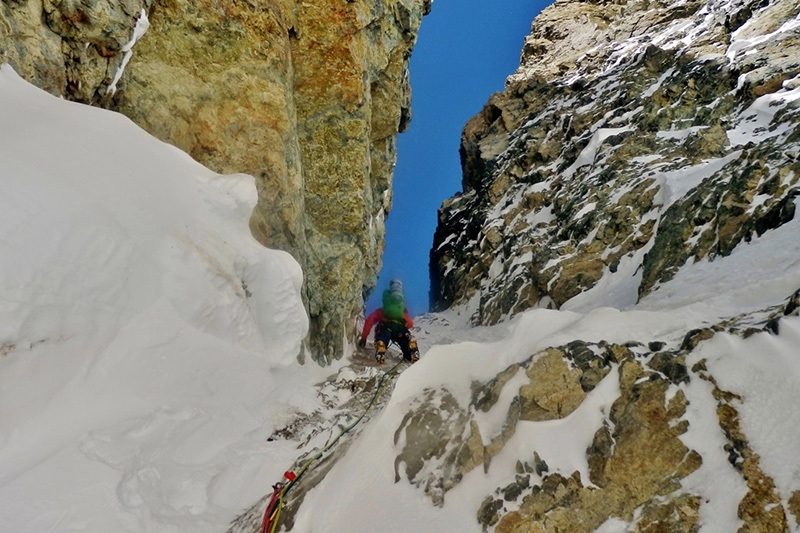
[0,66,315,532]
[431,0,800,325]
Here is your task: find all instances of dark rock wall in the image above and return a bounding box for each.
[430,0,800,324]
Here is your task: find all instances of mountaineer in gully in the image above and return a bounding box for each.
[359,279,420,364]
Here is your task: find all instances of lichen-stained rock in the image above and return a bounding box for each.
[1,0,430,365]
[484,357,702,533]
[0,0,152,98]
[789,491,800,527]
[112,0,304,257]
[393,341,616,507]
[474,291,800,533]
[694,366,791,532]
[430,0,800,324]
[518,347,599,421]
[635,494,702,533]
[284,0,430,362]
[0,1,63,94]
[120,0,429,364]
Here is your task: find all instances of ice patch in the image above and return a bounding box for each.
[107,9,150,95]
[657,151,742,208]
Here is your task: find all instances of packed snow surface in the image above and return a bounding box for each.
[0,65,321,532]
[2,56,800,533]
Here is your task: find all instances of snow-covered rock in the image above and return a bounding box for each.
[403,0,800,531]
[431,0,800,325]
[270,285,800,532]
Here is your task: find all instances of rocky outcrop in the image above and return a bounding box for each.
[1,0,430,364]
[430,0,800,324]
[392,341,617,507]
[421,6,800,527]
[391,289,800,532]
[221,283,800,533]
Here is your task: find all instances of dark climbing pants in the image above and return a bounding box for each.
[375,321,417,361]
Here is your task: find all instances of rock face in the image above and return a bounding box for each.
[1,0,430,364]
[393,341,618,507]
[392,291,800,532]
[418,2,800,529]
[430,0,800,323]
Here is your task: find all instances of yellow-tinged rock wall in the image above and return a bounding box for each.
[1,0,430,364]
[290,0,426,363]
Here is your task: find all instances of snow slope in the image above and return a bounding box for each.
[0,65,328,532]
[295,211,800,532]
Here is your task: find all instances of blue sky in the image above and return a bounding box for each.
[366,0,553,315]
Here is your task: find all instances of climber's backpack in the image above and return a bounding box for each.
[382,287,405,322]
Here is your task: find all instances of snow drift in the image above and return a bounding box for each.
[0,65,319,532]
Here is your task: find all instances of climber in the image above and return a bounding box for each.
[359,279,420,365]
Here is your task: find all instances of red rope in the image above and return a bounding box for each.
[260,472,296,533]
[259,484,281,533]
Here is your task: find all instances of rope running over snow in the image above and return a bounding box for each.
[261,357,405,533]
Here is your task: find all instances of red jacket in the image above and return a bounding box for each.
[360,308,413,340]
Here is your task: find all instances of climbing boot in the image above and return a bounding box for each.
[408,337,419,363]
[375,340,386,365]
